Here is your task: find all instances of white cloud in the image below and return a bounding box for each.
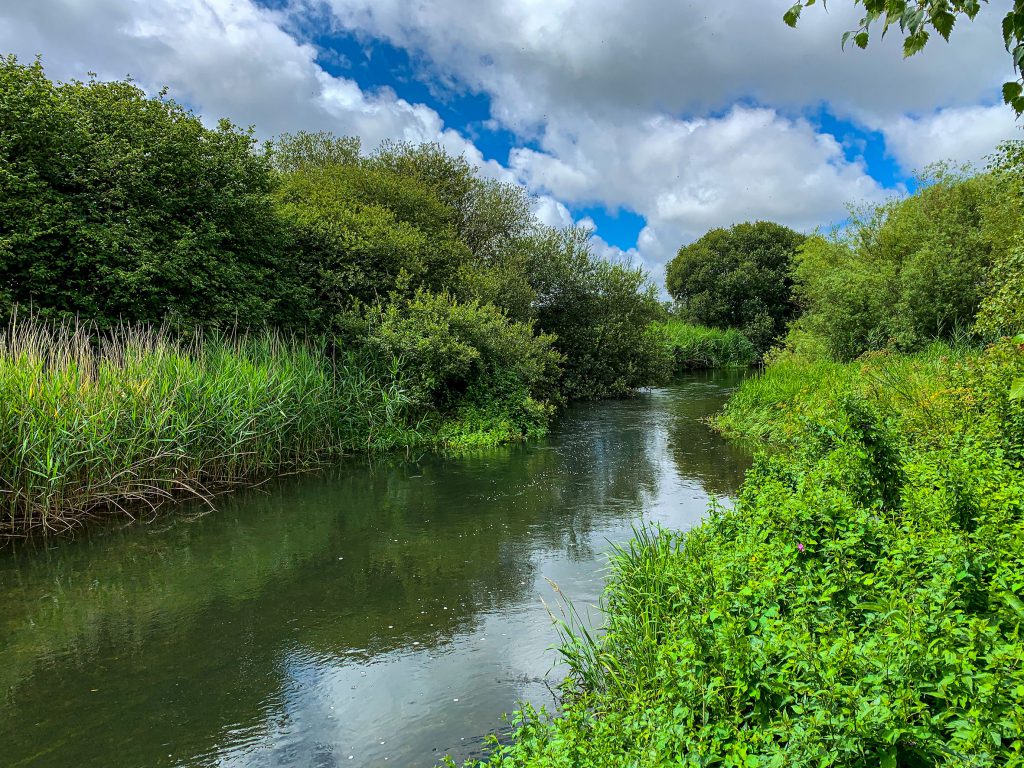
[317,0,1011,127]
[2,0,1017,289]
[0,0,451,148]
[874,105,1022,174]
[509,106,887,286]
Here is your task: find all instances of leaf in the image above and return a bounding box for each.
[784,2,803,27]
[1011,377,1024,401]
[855,31,870,49]
[880,749,897,768]
[1003,81,1023,104]
[903,30,930,57]
[1005,11,1016,48]
[932,10,955,41]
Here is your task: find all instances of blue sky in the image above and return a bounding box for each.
[1,0,1018,279]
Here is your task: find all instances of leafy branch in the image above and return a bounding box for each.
[784,0,1024,114]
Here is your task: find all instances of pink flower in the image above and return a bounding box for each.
[797,543,805,553]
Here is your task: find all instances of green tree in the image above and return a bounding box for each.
[0,56,300,329]
[531,228,670,399]
[784,0,1024,113]
[665,221,806,355]
[790,166,1020,359]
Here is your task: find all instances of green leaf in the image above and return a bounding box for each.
[855,31,870,49]
[1004,11,1016,48]
[903,29,930,56]
[880,749,897,768]
[1010,377,1024,401]
[1003,81,1023,104]
[784,2,803,27]
[932,10,955,41]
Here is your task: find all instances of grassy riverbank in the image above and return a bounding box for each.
[656,320,757,372]
[477,338,1024,766]
[0,318,430,534]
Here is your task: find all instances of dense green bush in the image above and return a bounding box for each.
[361,289,561,424]
[0,56,301,330]
[976,142,1024,339]
[479,339,1024,767]
[530,228,670,399]
[666,221,806,354]
[789,166,1020,360]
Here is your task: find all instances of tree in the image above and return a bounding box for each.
[784,0,1024,114]
[0,56,301,330]
[790,166,1020,359]
[666,221,806,355]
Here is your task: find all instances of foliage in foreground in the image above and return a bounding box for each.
[783,0,1024,116]
[476,339,1024,767]
[655,320,757,373]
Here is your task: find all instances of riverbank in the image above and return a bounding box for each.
[656,319,757,372]
[0,317,550,536]
[479,339,1024,766]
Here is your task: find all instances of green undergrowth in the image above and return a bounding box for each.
[714,343,972,445]
[656,320,757,372]
[473,337,1024,767]
[0,317,548,536]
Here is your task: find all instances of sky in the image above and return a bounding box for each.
[1,0,1020,287]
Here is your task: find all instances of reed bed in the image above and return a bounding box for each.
[0,316,416,535]
[657,320,756,372]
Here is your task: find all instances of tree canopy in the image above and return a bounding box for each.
[665,221,806,355]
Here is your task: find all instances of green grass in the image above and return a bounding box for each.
[0,316,422,535]
[715,343,973,445]
[475,339,1024,767]
[656,320,756,372]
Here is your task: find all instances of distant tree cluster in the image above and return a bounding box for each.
[665,221,805,355]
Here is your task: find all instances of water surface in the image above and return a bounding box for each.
[0,372,750,768]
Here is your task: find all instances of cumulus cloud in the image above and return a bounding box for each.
[508,106,887,288]
[0,0,449,148]
[316,0,1011,127]
[1,0,1016,288]
[873,105,1022,174]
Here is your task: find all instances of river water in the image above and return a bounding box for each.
[0,372,750,768]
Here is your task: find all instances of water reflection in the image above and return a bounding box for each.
[0,373,749,768]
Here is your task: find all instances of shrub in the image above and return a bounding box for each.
[531,228,670,399]
[790,165,1020,360]
[361,290,561,437]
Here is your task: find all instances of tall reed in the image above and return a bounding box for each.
[656,320,756,372]
[0,316,416,535]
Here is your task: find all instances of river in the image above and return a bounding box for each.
[0,372,750,768]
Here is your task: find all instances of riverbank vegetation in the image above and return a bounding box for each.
[0,56,670,533]
[478,146,1024,766]
[655,319,757,372]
